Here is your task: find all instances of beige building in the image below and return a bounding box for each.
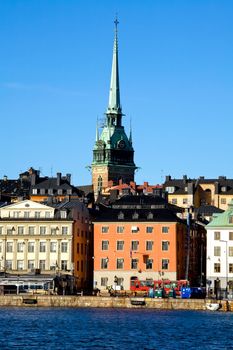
[0,200,73,275]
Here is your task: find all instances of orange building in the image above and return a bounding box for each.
[92,195,187,290]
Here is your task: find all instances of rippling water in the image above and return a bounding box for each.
[0,307,232,349]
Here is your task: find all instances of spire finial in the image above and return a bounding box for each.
[114,16,119,31]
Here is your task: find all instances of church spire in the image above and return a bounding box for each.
[106,17,122,126]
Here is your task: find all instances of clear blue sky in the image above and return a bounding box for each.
[1,0,233,186]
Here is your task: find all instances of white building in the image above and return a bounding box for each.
[206,200,233,295]
[0,200,73,274]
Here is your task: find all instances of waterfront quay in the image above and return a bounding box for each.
[0,295,231,311]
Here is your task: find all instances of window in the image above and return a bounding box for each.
[171,198,177,205]
[60,211,67,219]
[61,260,67,270]
[221,198,226,204]
[214,246,221,256]
[166,186,175,193]
[28,260,35,269]
[50,242,57,253]
[131,259,138,269]
[6,242,13,253]
[117,241,124,251]
[24,212,30,218]
[162,259,169,270]
[61,242,67,253]
[102,240,109,250]
[45,211,50,218]
[51,228,57,235]
[81,260,83,272]
[67,189,72,195]
[229,216,233,224]
[117,226,124,233]
[214,263,220,273]
[77,261,79,271]
[17,260,24,270]
[101,277,108,286]
[40,189,45,195]
[147,212,153,220]
[162,241,169,251]
[132,212,139,220]
[39,260,46,270]
[229,232,233,240]
[229,264,233,273]
[214,232,220,240]
[118,212,124,220]
[77,243,80,254]
[6,260,12,270]
[101,226,109,233]
[118,278,124,287]
[131,226,138,233]
[146,241,153,251]
[28,226,35,235]
[32,189,37,195]
[101,258,109,269]
[58,189,63,195]
[40,226,46,235]
[117,258,124,269]
[48,189,53,195]
[35,211,40,218]
[7,228,14,235]
[28,242,34,253]
[131,241,139,251]
[62,227,68,235]
[18,226,24,235]
[146,226,153,233]
[40,242,46,253]
[17,242,24,252]
[0,227,3,235]
[229,247,233,257]
[0,244,2,253]
[146,258,153,269]
[162,226,169,233]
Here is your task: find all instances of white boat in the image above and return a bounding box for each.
[206,303,220,311]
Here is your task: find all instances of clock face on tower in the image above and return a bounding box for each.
[118,140,126,149]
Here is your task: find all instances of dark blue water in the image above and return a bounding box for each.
[0,307,232,349]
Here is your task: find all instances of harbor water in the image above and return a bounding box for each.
[1,307,233,349]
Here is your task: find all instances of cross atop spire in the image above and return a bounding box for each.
[106,18,122,126]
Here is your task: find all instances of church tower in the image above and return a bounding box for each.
[92,19,136,196]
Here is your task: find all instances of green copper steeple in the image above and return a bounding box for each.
[92,19,136,194]
[106,18,122,127]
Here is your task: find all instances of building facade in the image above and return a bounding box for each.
[206,200,233,296]
[0,200,73,275]
[92,20,136,198]
[92,195,188,290]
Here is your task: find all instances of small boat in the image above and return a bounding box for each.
[206,303,220,311]
[130,297,146,306]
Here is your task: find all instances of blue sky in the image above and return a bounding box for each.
[1,0,233,186]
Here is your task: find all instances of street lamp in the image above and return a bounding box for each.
[220,240,228,299]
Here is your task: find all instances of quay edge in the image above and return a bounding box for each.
[0,296,230,311]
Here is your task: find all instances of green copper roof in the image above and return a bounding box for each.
[206,200,233,228]
[106,18,121,115]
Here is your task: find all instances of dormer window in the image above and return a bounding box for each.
[40,189,45,195]
[221,186,227,192]
[48,189,53,195]
[147,212,153,220]
[166,186,175,194]
[132,212,139,220]
[58,189,63,195]
[60,210,67,219]
[32,189,37,195]
[67,189,72,195]
[118,211,124,220]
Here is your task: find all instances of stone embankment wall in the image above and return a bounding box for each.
[0,295,230,311]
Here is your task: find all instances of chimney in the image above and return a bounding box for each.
[31,173,36,186]
[57,173,61,186]
[165,175,171,182]
[66,174,71,184]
